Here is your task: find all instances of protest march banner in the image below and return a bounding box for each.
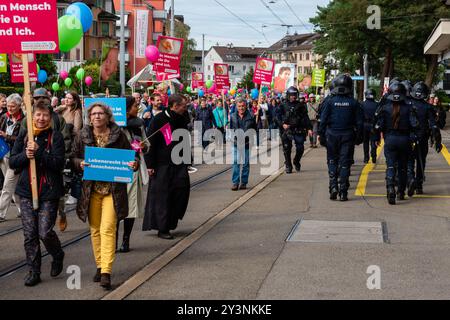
[312,69,326,87]
[9,53,37,83]
[84,98,127,127]
[191,72,204,89]
[0,0,59,209]
[253,57,275,85]
[0,0,59,54]
[154,35,184,81]
[0,54,7,73]
[214,63,230,90]
[274,63,295,93]
[83,147,135,183]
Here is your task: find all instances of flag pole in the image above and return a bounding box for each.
[22,54,39,210]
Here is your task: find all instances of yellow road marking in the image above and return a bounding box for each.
[441,144,450,166]
[355,141,384,196]
[363,194,450,199]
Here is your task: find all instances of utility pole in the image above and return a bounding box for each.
[119,0,125,96]
[202,33,205,74]
[170,0,175,37]
[363,54,369,98]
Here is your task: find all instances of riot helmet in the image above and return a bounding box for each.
[411,81,429,100]
[364,89,376,100]
[331,74,353,95]
[286,86,299,100]
[387,82,407,102]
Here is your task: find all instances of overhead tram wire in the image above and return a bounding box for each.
[259,0,287,25]
[282,0,313,32]
[213,0,270,45]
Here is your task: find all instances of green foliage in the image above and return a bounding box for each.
[239,67,255,90]
[309,0,450,85]
[36,54,57,80]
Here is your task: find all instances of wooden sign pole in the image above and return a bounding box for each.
[256,85,263,125]
[21,54,39,210]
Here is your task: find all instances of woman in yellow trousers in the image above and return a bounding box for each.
[72,103,138,290]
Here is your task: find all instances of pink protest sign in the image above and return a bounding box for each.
[160,123,172,146]
[253,57,275,85]
[9,53,37,83]
[154,36,184,81]
[0,0,59,54]
[191,72,204,89]
[214,63,230,90]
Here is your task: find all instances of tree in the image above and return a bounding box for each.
[239,67,255,90]
[310,0,450,91]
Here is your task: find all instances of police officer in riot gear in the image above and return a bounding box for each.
[281,86,312,174]
[318,74,364,201]
[362,89,378,164]
[406,81,442,195]
[374,82,419,205]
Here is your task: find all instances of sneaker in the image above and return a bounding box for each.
[239,184,247,190]
[188,166,198,174]
[65,196,78,205]
[59,216,67,232]
[231,184,239,191]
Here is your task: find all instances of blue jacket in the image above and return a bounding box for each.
[195,106,214,131]
[319,95,364,136]
[362,99,378,130]
[374,100,418,138]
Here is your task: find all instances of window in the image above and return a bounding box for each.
[101,22,109,37]
[444,72,450,91]
[208,65,211,71]
[243,65,246,72]
[304,67,311,75]
[229,65,234,73]
[207,75,211,80]
[92,49,97,59]
[92,22,98,36]
[295,54,298,61]
[76,49,81,61]
[306,53,310,61]
[298,66,302,74]
[299,54,302,61]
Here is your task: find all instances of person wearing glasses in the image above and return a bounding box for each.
[72,103,138,290]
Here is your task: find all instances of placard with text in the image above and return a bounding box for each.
[253,57,275,85]
[154,35,184,81]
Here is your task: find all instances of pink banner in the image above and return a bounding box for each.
[160,123,172,146]
[253,57,275,85]
[0,0,59,54]
[9,53,37,83]
[191,72,204,89]
[214,63,230,90]
[154,36,184,81]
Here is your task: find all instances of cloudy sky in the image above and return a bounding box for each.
[166,0,330,49]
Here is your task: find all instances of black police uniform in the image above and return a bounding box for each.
[406,83,442,195]
[319,93,364,200]
[281,95,312,173]
[374,84,419,205]
[362,96,378,163]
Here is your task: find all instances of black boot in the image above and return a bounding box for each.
[416,185,423,194]
[284,151,292,174]
[407,180,415,198]
[100,273,112,290]
[93,268,101,282]
[50,251,64,277]
[397,192,405,201]
[339,191,348,201]
[119,237,130,253]
[329,187,338,200]
[387,186,396,205]
[293,153,301,172]
[24,271,41,287]
[285,165,293,174]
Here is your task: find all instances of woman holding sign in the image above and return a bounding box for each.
[9,101,66,287]
[72,103,138,290]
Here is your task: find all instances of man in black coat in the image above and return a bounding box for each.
[143,94,190,240]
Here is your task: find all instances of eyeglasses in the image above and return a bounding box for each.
[90,112,106,117]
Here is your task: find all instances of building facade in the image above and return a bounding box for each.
[113,0,166,76]
[267,33,321,85]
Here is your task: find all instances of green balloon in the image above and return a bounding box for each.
[186,86,192,93]
[76,68,85,80]
[58,15,83,52]
[64,78,72,87]
[52,82,60,91]
[37,64,40,73]
[205,80,213,89]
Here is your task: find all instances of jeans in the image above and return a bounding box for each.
[232,146,250,185]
